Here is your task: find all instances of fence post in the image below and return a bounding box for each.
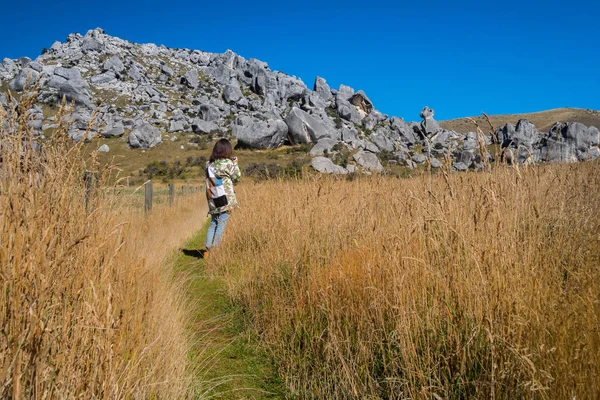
[169,183,174,206]
[182,186,186,196]
[84,171,98,212]
[145,181,153,214]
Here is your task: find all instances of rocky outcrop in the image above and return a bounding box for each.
[284,107,331,144]
[311,157,347,174]
[0,27,597,176]
[232,119,288,149]
[128,123,161,148]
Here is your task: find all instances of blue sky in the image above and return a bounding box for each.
[1,0,598,120]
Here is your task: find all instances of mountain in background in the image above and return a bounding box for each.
[1,28,598,174]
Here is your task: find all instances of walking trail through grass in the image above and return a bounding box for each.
[174,223,288,399]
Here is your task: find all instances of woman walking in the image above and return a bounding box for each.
[204,139,241,257]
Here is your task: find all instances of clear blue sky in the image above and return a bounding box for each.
[1,0,598,120]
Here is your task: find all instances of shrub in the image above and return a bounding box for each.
[188,134,210,150]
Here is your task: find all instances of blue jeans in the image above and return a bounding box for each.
[205,212,230,250]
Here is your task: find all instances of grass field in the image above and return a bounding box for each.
[3,87,600,398]
[207,162,600,399]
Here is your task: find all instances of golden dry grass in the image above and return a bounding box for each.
[209,163,600,399]
[0,89,207,398]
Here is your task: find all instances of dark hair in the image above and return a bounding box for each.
[209,139,233,162]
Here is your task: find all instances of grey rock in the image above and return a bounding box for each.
[223,81,243,103]
[128,123,162,148]
[455,150,474,168]
[103,56,125,74]
[353,150,383,172]
[29,62,43,73]
[9,68,39,91]
[337,98,362,124]
[314,76,333,101]
[68,129,94,143]
[430,158,442,168]
[363,111,386,131]
[90,71,117,85]
[98,144,110,153]
[420,106,440,136]
[337,84,355,101]
[169,120,186,133]
[453,162,468,171]
[198,104,221,121]
[54,67,81,81]
[370,129,395,152]
[181,69,199,88]
[309,138,339,156]
[101,121,125,138]
[81,35,104,53]
[191,119,219,134]
[311,157,347,174]
[161,64,174,77]
[47,67,93,108]
[543,122,600,161]
[497,120,540,149]
[390,117,418,145]
[233,115,254,126]
[233,119,288,149]
[412,153,427,164]
[128,64,143,81]
[284,107,330,144]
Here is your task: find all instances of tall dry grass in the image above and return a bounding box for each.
[210,164,600,399]
[1,89,207,398]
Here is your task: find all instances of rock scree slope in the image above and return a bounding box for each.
[1,27,599,172]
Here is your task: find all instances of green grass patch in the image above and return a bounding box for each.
[174,227,288,399]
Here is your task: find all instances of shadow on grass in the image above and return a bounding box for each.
[181,248,206,259]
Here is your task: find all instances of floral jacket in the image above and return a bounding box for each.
[205,158,241,214]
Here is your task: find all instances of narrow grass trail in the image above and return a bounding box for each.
[175,223,287,399]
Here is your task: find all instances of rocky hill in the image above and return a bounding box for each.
[1,28,599,174]
[441,108,600,134]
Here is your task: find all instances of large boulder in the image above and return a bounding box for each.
[223,81,243,103]
[90,71,117,85]
[191,119,219,134]
[337,84,355,101]
[314,76,333,101]
[103,56,125,74]
[353,150,383,172]
[336,98,362,124]
[181,69,199,89]
[198,104,221,121]
[311,157,347,174]
[233,119,288,149]
[497,119,540,149]
[370,129,395,152]
[363,110,386,131]
[8,68,39,91]
[128,123,162,148]
[390,117,418,145]
[101,120,125,138]
[420,106,440,136]
[540,122,600,162]
[284,107,330,144]
[496,120,542,163]
[47,67,94,108]
[81,30,104,53]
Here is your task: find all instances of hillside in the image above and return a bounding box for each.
[1,28,599,176]
[441,108,600,134]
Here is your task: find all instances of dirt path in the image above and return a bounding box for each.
[174,223,287,399]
